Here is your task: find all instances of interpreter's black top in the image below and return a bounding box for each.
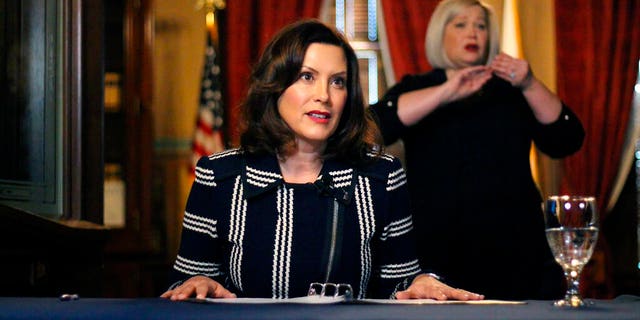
[370,69,585,300]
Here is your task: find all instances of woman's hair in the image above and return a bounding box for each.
[239,19,382,165]
[425,0,500,69]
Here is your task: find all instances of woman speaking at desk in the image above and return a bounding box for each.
[369,0,584,300]
[161,19,482,301]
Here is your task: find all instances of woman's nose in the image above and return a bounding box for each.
[314,83,329,102]
[467,26,477,38]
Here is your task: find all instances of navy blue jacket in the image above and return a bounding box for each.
[170,149,421,299]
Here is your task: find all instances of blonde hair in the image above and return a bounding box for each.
[425,0,500,69]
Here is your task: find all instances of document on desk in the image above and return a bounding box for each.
[190,283,524,305]
[194,282,354,304]
[195,295,348,304]
[193,297,524,305]
[358,299,526,305]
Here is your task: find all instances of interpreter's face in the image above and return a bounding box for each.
[443,5,488,68]
[278,43,347,151]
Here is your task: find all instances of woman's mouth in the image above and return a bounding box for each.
[464,44,479,52]
[307,111,331,123]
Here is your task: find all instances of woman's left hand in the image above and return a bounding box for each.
[395,274,485,300]
[490,52,533,89]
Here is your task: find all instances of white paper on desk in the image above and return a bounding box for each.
[358,299,526,305]
[195,297,525,305]
[199,295,347,304]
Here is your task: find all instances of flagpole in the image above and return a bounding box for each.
[196,0,226,45]
[205,2,224,47]
[190,0,228,174]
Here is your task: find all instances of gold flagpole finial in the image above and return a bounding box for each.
[195,0,226,13]
[196,0,226,28]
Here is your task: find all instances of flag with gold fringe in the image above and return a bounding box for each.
[191,23,226,172]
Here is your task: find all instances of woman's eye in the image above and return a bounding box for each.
[299,72,313,81]
[454,22,465,28]
[476,23,486,30]
[332,77,346,88]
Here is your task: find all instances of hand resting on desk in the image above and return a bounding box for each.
[161,274,484,301]
[161,275,236,301]
[395,274,484,301]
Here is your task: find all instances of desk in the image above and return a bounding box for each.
[1,296,638,320]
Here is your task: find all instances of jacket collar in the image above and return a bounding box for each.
[242,154,355,205]
[243,154,283,198]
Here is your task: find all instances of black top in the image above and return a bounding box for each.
[370,69,585,300]
[169,149,421,299]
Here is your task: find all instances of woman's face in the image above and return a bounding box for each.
[443,5,488,68]
[277,43,347,151]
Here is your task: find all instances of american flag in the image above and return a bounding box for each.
[191,29,226,172]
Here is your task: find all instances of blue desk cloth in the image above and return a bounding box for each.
[0,295,638,320]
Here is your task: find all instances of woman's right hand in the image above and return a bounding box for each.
[397,65,492,126]
[160,275,237,301]
[441,65,492,104]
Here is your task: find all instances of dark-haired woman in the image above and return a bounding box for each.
[161,19,483,301]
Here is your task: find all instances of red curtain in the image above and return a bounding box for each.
[221,0,323,146]
[379,0,440,82]
[555,0,640,298]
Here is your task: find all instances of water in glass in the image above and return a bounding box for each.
[543,195,598,307]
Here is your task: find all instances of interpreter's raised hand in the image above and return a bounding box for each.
[395,274,485,301]
[490,52,533,89]
[160,275,237,301]
[442,65,492,104]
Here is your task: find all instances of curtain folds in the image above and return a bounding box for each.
[555,0,640,298]
[222,0,324,145]
[378,0,439,84]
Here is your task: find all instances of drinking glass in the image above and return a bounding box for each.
[543,195,599,307]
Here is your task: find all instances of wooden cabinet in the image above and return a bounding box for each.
[0,204,108,297]
[0,0,107,296]
[102,0,168,297]
[0,0,165,297]
[103,0,154,252]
